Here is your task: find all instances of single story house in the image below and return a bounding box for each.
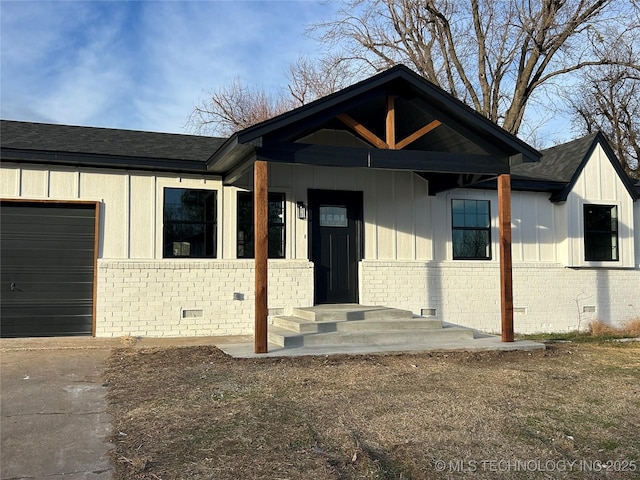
[1,65,639,343]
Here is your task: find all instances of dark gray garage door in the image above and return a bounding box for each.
[1,201,97,337]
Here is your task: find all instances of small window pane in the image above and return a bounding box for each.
[452,200,465,214]
[465,213,477,227]
[320,206,348,227]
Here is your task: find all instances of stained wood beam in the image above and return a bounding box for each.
[498,174,514,342]
[396,120,442,150]
[337,113,389,149]
[254,160,269,353]
[386,96,395,149]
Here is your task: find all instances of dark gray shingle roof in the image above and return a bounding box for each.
[510,132,638,201]
[510,133,598,183]
[1,120,226,162]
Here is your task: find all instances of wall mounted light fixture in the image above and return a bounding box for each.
[296,201,307,220]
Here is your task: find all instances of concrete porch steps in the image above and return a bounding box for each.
[268,304,475,349]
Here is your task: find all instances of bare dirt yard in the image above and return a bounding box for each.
[105,343,639,479]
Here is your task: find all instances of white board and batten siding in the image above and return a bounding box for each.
[565,143,637,268]
[241,163,434,262]
[0,164,223,259]
[636,199,640,265]
[6,159,632,269]
[2,160,639,336]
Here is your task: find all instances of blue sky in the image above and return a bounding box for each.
[1,0,337,134]
[1,0,580,146]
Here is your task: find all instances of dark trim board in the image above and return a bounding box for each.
[0,199,100,337]
[256,143,510,175]
[1,148,215,176]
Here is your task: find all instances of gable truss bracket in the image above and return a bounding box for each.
[337,96,442,150]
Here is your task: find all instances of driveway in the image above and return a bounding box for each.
[0,336,247,480]
[1,343,114,480]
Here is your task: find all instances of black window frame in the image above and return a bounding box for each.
[163,188,217,258]
[451,199,492,260]
[583,204,619,262]
[237,191,286,259]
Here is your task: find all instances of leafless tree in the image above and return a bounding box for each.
[189,0,640,141]
[568,24,640,178]
[187,56,355,136]
[570,67,640,178]
[287,54,357,105]
[311,0,640,135]
[186,77,292,137]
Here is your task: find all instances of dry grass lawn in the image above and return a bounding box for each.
[105,343,640,479]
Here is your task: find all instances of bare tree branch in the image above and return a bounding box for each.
[188,0,640,149]
[309,0,639,135]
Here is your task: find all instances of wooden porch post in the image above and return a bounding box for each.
[498,174,514,342]
[386,96,395,149]
[254,160,268,353]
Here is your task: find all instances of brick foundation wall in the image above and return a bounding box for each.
[95,259,638,337]
[360,261,640,334]
[96,260,313,337]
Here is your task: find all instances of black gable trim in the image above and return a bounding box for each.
[550,132,639,202]
[236,66,538,160]
[207,65,541,174]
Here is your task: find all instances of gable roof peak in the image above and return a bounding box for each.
[543,131,637,201]
[208,64,540,169]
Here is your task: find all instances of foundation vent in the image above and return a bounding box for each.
[421,308,437,317]
[181,309,204,319]
[583,305,597,313]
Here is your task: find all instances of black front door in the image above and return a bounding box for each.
[309,190,363,304]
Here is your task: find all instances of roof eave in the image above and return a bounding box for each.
[1,148,215,176]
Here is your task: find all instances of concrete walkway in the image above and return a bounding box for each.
[218,331,545,358]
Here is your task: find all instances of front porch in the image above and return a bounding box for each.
[217,304,544,358]
[205,66,542,353]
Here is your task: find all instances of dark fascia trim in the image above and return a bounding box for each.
[1,148,216,176]
[370,148,510,174]
[223,150,259,185]
[550,132,639,202]
[235,65,541,162]
[256,143,369,168]
[255,143,510,175]
[205,135,240,170]
[469,178,567,194]
[419,172,499,195]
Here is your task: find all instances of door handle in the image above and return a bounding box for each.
[10,282,16,291]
